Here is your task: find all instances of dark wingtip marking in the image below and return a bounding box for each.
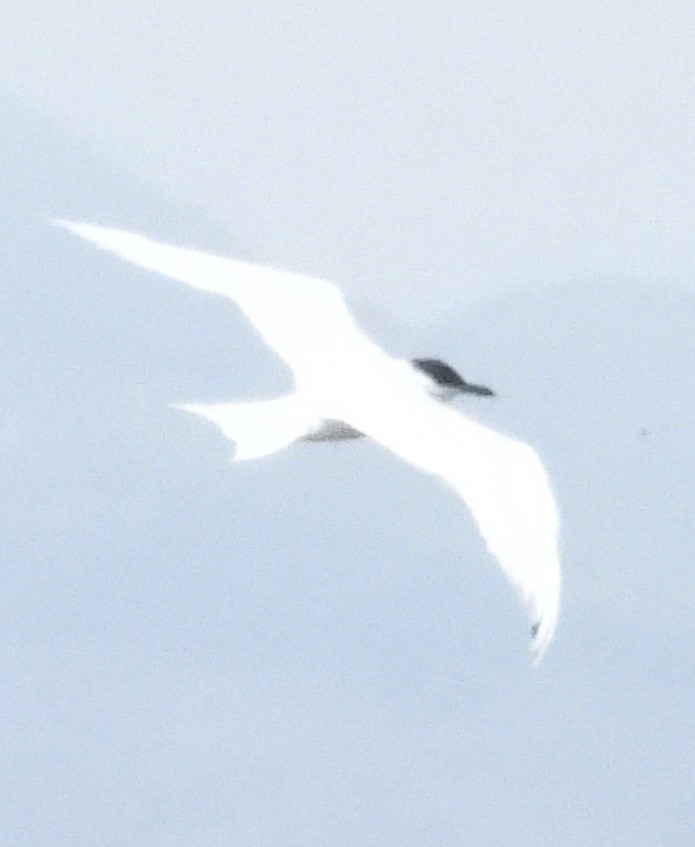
[531,621,540,639]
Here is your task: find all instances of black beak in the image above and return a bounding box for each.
[460,381,496,397]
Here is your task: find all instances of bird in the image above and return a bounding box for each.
[53,219,561,664]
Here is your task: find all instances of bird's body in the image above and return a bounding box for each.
[293,356,492,443]
[303,418,363,442]
[55,219,561,664]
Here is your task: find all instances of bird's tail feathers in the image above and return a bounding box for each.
[172,394,311,461]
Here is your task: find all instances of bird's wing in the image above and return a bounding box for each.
[54,220,561,661]
[339,392,561,664]
[53,220,380,377]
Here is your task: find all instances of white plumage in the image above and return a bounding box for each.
[55,220,561,664]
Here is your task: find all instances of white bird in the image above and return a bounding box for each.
[54,220,561,664]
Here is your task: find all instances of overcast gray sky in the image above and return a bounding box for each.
[2,1,694,319]
[1,4,694,846]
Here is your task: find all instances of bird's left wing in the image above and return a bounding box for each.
[53,220,381,378]
[339,392,561,664]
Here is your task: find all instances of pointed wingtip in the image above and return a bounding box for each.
[51,219,102,244]
[51,218,99,239]
[530,615,556,667]
[51,217,73,231]
[169,402,203,416]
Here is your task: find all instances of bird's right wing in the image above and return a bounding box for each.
[53,221,381,378]
[340,393,561,664]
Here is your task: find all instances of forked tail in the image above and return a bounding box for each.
[172,394,311,461]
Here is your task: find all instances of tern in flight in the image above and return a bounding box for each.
[54,220,561,664]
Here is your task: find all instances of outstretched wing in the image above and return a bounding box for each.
[340,391,561,664]
[55,219,561,662]
[53,220,380,378]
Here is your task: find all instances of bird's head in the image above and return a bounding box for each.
[411,358,495,400]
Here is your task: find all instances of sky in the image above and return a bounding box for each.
[2,2,694,318]
[1,4,694,845]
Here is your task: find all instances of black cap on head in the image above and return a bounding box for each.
[412,358,495,396]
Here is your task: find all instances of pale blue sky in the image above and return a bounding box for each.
[1,5,694,845]
[2,2,694,317]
